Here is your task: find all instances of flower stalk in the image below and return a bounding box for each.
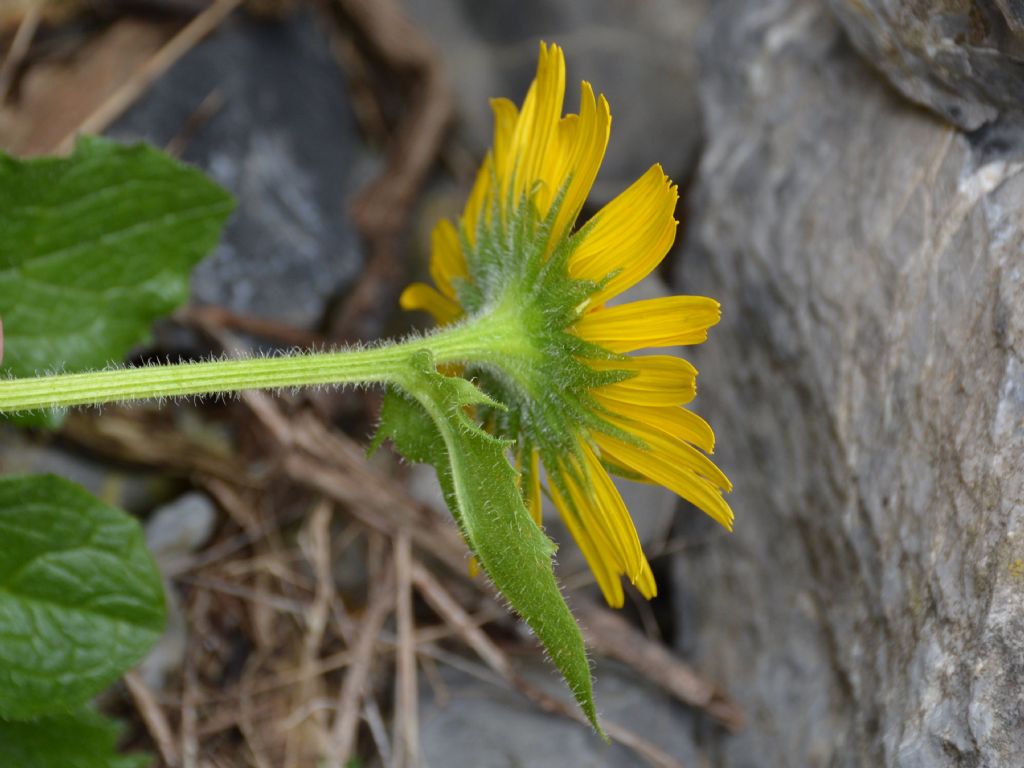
[0,304,529,413]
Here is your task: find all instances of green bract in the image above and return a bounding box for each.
[373,349,602,733]
[454,191,637,487]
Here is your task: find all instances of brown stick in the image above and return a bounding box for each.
[392,530,419,767]
[0,1,41,103]
[411,561,510,680]
[329,560,396,764]
[282,411,469,576]
[574,600,744,732]
[54,0,243,153]
[301,501,335,660]
[124,670,181,767]
[180,599,202,768]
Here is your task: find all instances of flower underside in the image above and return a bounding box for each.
[401,42,733,608]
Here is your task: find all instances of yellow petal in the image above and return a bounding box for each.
[569,164,678,304]
[429,219,467,300]
[575,296,721,353]
[491,97,519,199]
[593,429,734,531]
[549,443,657,607]
[545,83,610,243]
[515,444,543,527]
[576,442,653,587]
[510,43,566,213]
[399,283,462,325]
[462,153,493,247]
[594,394,716,454]
[589,355,698,406]
[527,447,542,526]
[635,560,657,600]
[549,475,625,608]
[460,44,609,247]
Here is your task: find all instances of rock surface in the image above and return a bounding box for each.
[673,0,1024,765]
[109,10,370,329]
[419,658,699,767]
[140,491,218,690]
[825,0,1024,131]
[402,0,707,204]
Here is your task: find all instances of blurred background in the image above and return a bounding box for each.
[1,0,1022,766]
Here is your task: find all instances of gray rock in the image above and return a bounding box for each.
[825,0,1024,131]
[140,491,218,690]
[402,0,707,204]
[420,657,700,767]
[672,1,1024,766]
[144,490,217,571]
[109,10,370,329]
[0,429,176,515]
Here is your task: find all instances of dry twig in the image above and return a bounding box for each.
[411,561,510,679]
[54,0,243,153]
[576,600,744,731]
[392,530,419,767]
[329,557,396,764]
[124,670,180,768]
[0,1,41,103]
[181,594,203,768]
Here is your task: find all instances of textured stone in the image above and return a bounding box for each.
[109,10,370,329]
[140,491,218,690]
[144,490,217,571]
[420,658,699,767]
[402,0,706,204]
[673,1,1024,766]
[0,429,176,515]
[825,0,1024,130]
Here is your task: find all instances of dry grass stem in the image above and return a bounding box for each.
[0,1,40,102]
[411,561,511,680]
[329,561,396,764]
[55,0,244,153]
[124,669,180,768]
[392,530,419,767]
[575,600,745,731]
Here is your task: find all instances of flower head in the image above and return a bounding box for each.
[401,43,733,607]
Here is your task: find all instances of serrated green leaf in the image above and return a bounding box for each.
[0,474,166,720]
[380,351,601,733]
[371,387,447,467]
[0,706,150,768]
[0,135,234,378]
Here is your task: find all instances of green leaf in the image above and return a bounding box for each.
[0,135,234,379]
[378,351,602,734]
[0,474,166,720]
[0,707,150,768]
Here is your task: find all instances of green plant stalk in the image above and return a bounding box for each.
[0,301,536,413]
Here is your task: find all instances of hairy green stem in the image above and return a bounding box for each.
[0,302,535,413]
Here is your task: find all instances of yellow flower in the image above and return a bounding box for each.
[401,43,733,608]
